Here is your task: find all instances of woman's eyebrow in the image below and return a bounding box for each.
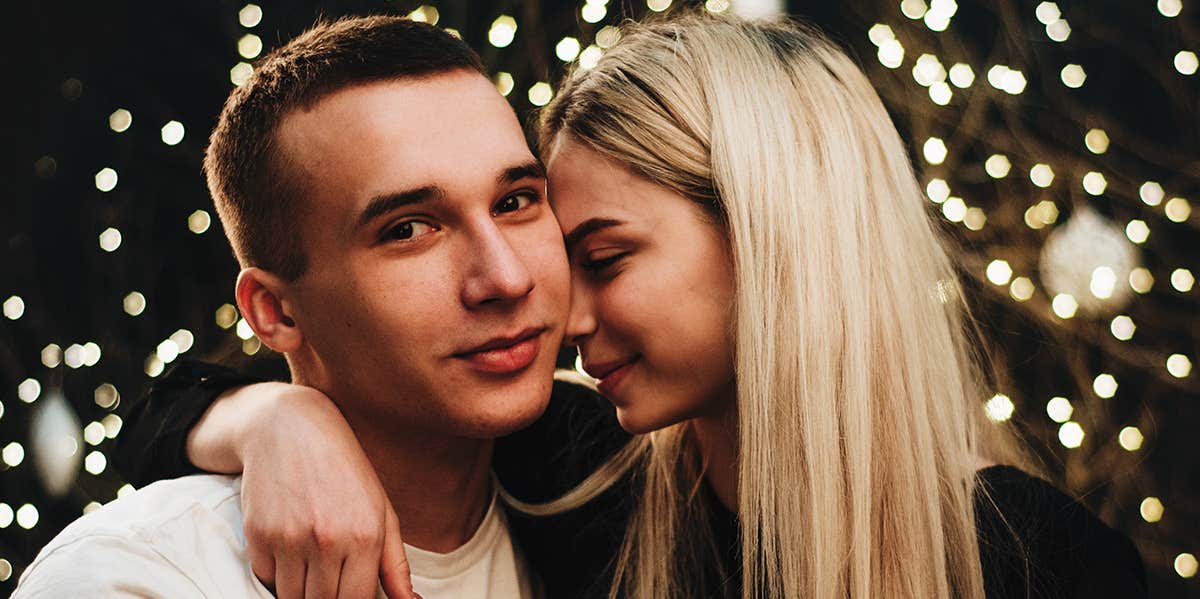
[563,218,623,254]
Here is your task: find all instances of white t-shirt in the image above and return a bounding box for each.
[13,474,536,599]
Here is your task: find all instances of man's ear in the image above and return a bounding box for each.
[235,267,304,354]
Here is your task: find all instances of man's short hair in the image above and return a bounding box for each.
[205,15,486,280]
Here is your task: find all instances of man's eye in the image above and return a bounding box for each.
[383,220,435,242]
[494,192,537,215]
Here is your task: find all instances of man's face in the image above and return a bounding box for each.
[275,71,569,439]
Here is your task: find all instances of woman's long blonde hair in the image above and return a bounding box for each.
[515,12,1018,599]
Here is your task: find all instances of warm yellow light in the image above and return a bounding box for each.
[923,137,947,164]
[216,303,239,329]
[40,344,61,368]
[1125,220,1149,244]
[1176,553,1198,578]
[1046,19,1070,42]
[1167,354,1192,378]
[926,178,950,203]
[188,209,211,234]
[243,337,262,355]
[948,63,974,88]
[1093,373,1118,398]
[161,120,185,146]
[102,414,122,438]
[1058,421,1084,448]
[15,504,38,530]
[238,34,262,59]
[1175,51,1199,76]
[118,484,135,498]
[408,5,440,25]
[1045,396,1072,423]
[238,4,263,27]
[1051,293,1077,318]
[1035,2,1061,24]
[109,108,132,133]
[94,383,119,409]
[488,15,517,48]
[528,82,553,107]
[83,342,101,367]
[123,291,146,316]
[144,354,164,377]
[1130,267,1154,293]
[941,197,966,222]
[963,207,986,230]
[1082,171,1106,195]
[3,296,24,320]
[984,394,1014,422]
[647,0,672,12]
[1060,64,1086,88]
[579,45,603,70]
[929,81,952,105]
[878,39,905,69]
[555,37,581,62]
[236,318,255,340]
[1090,266,1117,299]
[1139,181,1164,205]
[63,344,85,369]
[2,442,24,467]
[868,23,895,47]
[1118,426,1144,451]
[1158,0,1182,17]
[1110,315,1135,341]
[913,54,946,87]
[156,339,180,364]
[595,26,621,49]
[230,62,253,86]
[171,329,194,353]
[494,72,514,96]
[84,451,107,475]
[1172,268,1195,292]
[984,154,1011,178]
[583,2,608,21]
[95,167,118,192]
[1030,163,1054,187]
[1165,197,1191,222]
[1010,276,1034,301]
[986,260,1013,285]
[98,227,122,252]
[1140,496,1164,522]
[901,0,928,19]
[84,422,106,446]
[1084,129,1109,154]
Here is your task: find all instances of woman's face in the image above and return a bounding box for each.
[546,137,737,434]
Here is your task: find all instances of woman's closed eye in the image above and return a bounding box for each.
[580,251,628,273]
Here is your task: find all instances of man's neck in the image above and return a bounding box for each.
[344,412,495,554]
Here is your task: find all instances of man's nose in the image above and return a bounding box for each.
[461,224,536,309]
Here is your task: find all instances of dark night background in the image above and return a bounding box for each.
[1,0,1197,596]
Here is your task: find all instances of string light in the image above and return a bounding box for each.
[528,82,553,107]
[1164,197,1191,222]
[948,63,974,88]
[237,34,262,59]
[941,197,966,222]
[0,504,12,528]
[2,443,24,467]
[1093,373,1118,398]
[1009,276,1034,301]
[84,451,106,475]
[15,504,37,530]
[1060,64,1086,88]
[583,2,607,22]
[1046,19,1071,42]
[1157,0,1182,17]
[123,291,146,316]
[923,137,947,164]
[1058,421,1085,448]
[926,178,950,203]
[98,227,122,252]
[83,422,106,446]
[2,296,23,320]
[1171,268,1195,292]
[230,62,253,86]
[95,168,118,192]
[102,414,123,438]
[555,37,581,62]
[1084,129,1109,154]
[1177,554,1198,578]
[1125,220,1149,244]
[1140,181,1165,206]
[1174,51,1198,76]
[986,260,1013,285]
[579,45,603,70]
[238,4,262,28]
[407,5,440,25]
[1140,496,1164,522]
[595,26,620,49]
[1110,315,1136,340]
[1167,354,1192,378]
[488,15,517,48]
[878,39,905,69]
[494,72,514,96]
[161,120,185,146]
[647,0,672,12]
[40,344,61,368]
[1129,267,1154,293]
[94,383,119,409]
[215,304,238,329]
[108,109,132,133]
[1082,171,1107,195]
[984,394,1015,422]
[1051,293,1077,318]
[1118,426,1144,451]
[901,0,927,19]
[1046,396,1073,422]
[1035,2,1060,24]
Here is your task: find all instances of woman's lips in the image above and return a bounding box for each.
[596,360,636,396]
[456,330,543,374]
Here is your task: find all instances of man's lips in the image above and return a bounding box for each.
[454,327,546,374]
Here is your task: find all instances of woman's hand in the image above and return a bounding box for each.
[187,383,416,599]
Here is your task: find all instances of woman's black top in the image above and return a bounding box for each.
[116,360,1147,599]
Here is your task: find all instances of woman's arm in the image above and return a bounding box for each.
[116,360,415,599]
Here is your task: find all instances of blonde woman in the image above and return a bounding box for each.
[119,12,1145,599]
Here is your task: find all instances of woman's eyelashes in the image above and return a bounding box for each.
[580,251,629,274]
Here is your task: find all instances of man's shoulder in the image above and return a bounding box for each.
[14,474,269,598]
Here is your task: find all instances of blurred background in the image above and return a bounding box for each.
[1,0,1197,595]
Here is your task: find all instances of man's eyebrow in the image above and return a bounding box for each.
[497,160,546,186]
[355,186,443,232]
[563,218,623,253]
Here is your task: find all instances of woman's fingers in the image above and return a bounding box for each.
[379,505,416,599]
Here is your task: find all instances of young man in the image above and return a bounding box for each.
[14,16,570,598]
